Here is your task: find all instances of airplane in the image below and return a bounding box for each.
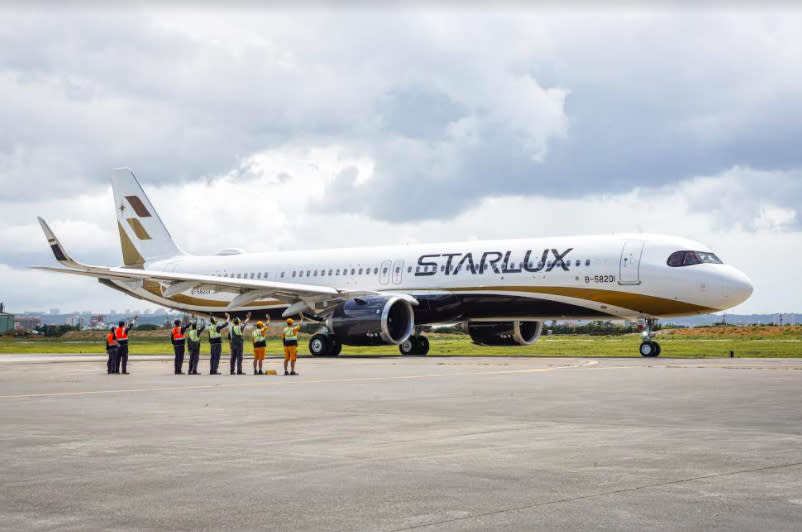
[35,169,754,357]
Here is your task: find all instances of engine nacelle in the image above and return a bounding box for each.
[325,296,414,346]
[467,320,543,346]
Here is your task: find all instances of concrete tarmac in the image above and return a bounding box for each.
[1,355,801,531]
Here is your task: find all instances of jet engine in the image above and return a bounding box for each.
[467,320,543,346]
[325,296,414,346]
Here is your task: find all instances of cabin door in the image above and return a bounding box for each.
[619,240,644,285]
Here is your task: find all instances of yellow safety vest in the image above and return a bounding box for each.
[283,326,297,341]
[252,329,265,343]
[208,325,221,339]
[188,328,199,342]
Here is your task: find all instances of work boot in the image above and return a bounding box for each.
[284,371,289,376]
[175,371,184,375]
[290,371,298,376]
[122,371,130,375]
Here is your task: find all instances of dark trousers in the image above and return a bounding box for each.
[116,342,129,373]
[188,342,200,374]
[210,342,222,373]
[173,342,185,373]
[230,343,243,374]
[107,347,117,374]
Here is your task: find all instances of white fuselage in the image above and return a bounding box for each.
[115,233,753,321]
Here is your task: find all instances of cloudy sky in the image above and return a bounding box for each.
[1,4,800,316]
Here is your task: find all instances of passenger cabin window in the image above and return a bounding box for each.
[667,250,723,267]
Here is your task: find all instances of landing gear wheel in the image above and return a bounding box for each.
[329,337,342,356]
[639,341,660,357]
[399,336,430,356]
[399,338,416,355]
[417,336,430,355]
[652,341,661,357]
[309,334,330,357]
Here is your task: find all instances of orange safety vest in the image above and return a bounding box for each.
[172,326,184,341]
[106,333,116,349]
[115,326,128,341]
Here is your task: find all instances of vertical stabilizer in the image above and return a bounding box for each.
[111,168,184,266]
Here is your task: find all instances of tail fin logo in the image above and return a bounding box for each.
[126,218,152,240]
[124,196,152,217]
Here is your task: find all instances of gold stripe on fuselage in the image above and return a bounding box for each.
[409,285,716,316]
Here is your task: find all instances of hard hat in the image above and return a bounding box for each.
[286,318,294,325]
[256,321,264,328]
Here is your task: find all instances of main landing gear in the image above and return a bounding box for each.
[399,334,429,356]
[309,334,342,357]
[639,318,661,357]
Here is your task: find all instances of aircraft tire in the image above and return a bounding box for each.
[329,337,342,356]
[652,341,661,357]
[417,336,430,355]
[639,341,659,357]
[399,338,416,355]
[309,334,330,357]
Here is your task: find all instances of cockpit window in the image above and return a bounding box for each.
[667,250,723,267]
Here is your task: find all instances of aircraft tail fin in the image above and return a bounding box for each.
[111,168,184,267]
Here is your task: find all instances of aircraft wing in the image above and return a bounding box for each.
[34,217,408,314]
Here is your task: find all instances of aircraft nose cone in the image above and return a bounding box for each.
[723,268,754,306]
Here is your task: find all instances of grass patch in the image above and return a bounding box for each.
[1,331,800,357]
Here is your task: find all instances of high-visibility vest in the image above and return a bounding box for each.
[172,326,184,341]
[252,329,265,343]
[188,328,200,342]
[231,324,243,337]
[115,326,128,341]
[283,326,297,341]
[106,333,116,349]
[208,325,221,340]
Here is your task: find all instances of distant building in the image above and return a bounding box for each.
[15,315,42,332]
[0,303,14,335]
[90,314,107,328]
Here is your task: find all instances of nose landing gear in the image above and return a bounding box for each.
[639,318,661,357]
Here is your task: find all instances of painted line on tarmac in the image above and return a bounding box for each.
[0,364,581,400]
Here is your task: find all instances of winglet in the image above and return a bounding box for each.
[37,217,81,268]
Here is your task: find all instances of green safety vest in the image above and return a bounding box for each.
[283,326,297,341]
[252,329,265,343]
[232,324,242,337]
[208,324,221,339]
[188,328,200,342]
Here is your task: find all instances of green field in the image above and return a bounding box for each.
[1,331,800,358]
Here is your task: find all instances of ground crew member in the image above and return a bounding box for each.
[187,318,206,375]
[114,316,137,375]
[251,314,270,375]
[105,326,118,374]
[171,318,191,375]
[282,315,303,376]
[207,315,229,375]
[229,311,251,375]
